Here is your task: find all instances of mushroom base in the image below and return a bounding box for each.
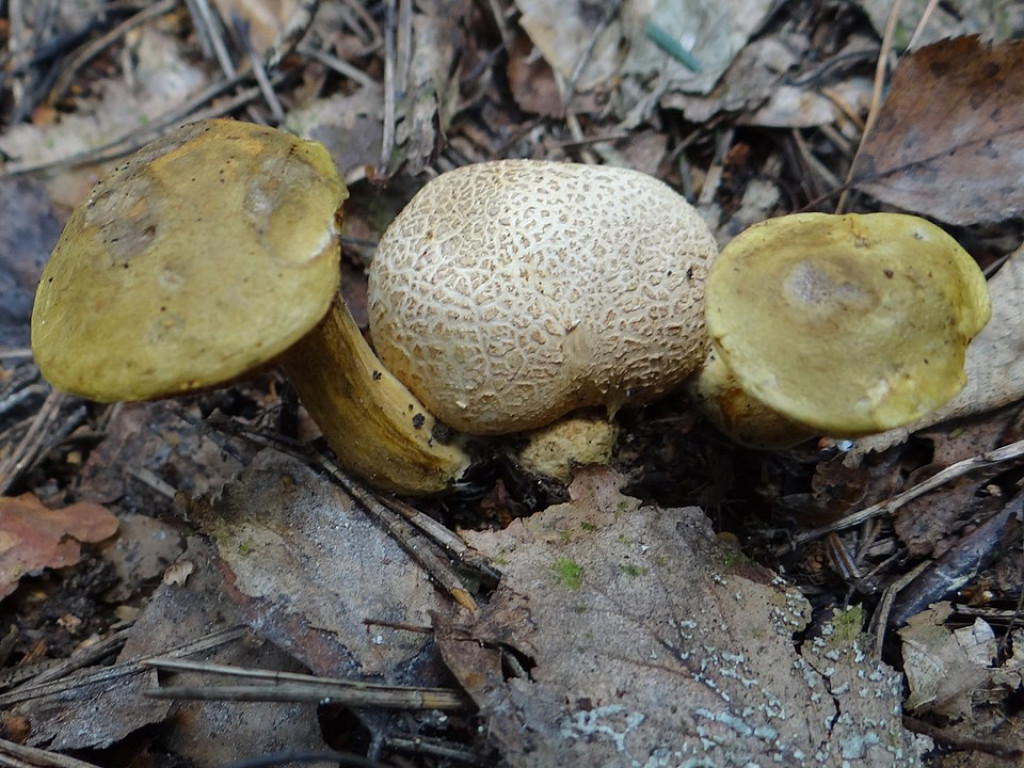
[281,300,472,495]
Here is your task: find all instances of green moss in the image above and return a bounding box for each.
[553,558,584,590]
[620,563,645,577]
[580,521,598,532]
[831,605,865,644]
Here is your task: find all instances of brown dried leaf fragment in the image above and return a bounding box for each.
[851,36,1024,226]
[0,493,119,599]
[441,467,928,766]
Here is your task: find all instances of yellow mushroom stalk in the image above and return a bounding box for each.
[689,212,992,448]
[31,119,470,495]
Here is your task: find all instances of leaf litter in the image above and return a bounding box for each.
[440,467,928,766]
[0,0,1023,765]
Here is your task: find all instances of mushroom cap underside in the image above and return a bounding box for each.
[368,159,718,434]
[705,212,991,435]
[32,119,347,401]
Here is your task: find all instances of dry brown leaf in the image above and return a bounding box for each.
[189,450,450,681]
[0,493,118,599]
[392,0,465,175]
[851,36,1024,225]
[441,466,928,766]
[213,0,297,53]
[900,603,1024,721]
[12,536,324,756]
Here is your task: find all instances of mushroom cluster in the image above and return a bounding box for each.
[32,119,992,497]
[32,123,719,495]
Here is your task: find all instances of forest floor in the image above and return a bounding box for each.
[1,1,1023,766]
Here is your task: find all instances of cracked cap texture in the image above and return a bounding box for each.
[368,160,718,434]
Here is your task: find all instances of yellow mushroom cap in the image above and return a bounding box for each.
[368,160,718,435]
[704,212,991,435]
[32,119,346,401]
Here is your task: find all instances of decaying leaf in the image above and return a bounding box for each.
[0,24,207,184]
[900,602,1024,721]
[0,493,119,599]
[392,0,464,175]
[10,536,324,756]
[851,36,1024,225]
[188,450,451,682]
[858,0,1023,49]
[440,467,929,766]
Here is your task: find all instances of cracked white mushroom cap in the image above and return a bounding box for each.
[368,160,718,435]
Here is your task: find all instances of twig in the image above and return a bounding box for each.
[0,627,247,707]
[780,438,1024,554]
[0,388,63,495]
[379,0,397,171]
[265,0,321,70]
[0,623,131,691]
[0,349,33,361]
[50,0,180,103]
[185,0,237,78]
[316,457,482,611]
[0,737,103,768]
[906,0,941,50]
[297,41,379,89]
[231,15,284,123]
[867,560,927,659]
[144,657,472,710]
[835,0,904,213]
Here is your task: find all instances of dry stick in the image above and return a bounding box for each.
[316,456,481,612]
[782,437,1024,555]
[834,0,904,214]
[144,657,472,710]
[382,495,501,586]
[0,738,103,768]
[0,627,247,708]
[1,70,289,177]
[50,0,179,102]
[380,0,397,171]
[232,15,284,123]
[265,0,322,71]
[906,0,941,50]
[0,624,131,691]
[186,0,237,78]
[298,41,379,89]
[0,388,62,495]
[867,560,929,660]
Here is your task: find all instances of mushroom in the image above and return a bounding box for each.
[31,119,471,495]
[368,159,719,437]
[688,212,991,448]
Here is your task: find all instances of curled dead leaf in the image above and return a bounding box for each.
[0,493,119,599]
[852,36,1024,225]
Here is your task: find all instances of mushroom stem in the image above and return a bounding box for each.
[687,351,816,449]
[280,298,472,495]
